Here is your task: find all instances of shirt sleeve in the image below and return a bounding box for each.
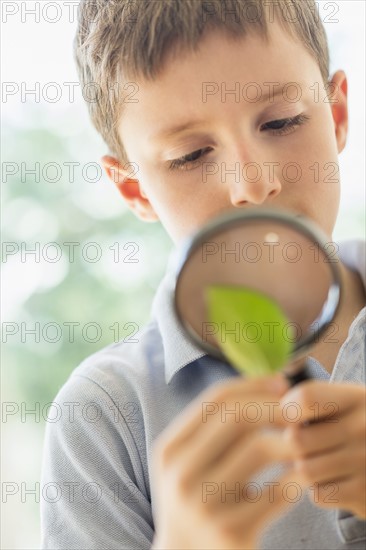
[40,373,155,549]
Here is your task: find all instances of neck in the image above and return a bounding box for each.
[337,260,366,322]
[301,258,366,376]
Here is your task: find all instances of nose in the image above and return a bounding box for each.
[226,162,282,207]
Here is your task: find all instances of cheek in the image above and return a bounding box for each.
[281,114,340,192]
[138,172,198,238]
[301,121,341,213]
[303,107,340,169]
[279,138,337,185]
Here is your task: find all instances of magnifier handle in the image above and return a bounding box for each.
[284,360,318,428]
[284,359,312,387]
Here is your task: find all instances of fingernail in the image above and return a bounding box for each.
[267,375,290,394]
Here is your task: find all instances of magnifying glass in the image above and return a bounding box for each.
[173,207,342,386]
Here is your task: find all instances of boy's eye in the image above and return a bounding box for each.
[168,113,311,171]
[261,113,310,135]
[168,147,212,171]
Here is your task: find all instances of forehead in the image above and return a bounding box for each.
[119,24,320,136]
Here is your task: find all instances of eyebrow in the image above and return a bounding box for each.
[152,83,302,142]
[153,121,208,142]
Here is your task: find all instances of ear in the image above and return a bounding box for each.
[327,70,348,154]
[101,155,159,222]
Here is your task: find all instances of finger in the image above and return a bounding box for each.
[284,400,366,457]
[280,381,364,424]
[283,422,344,457]
[293,445,362,485]
[307,476,366,518]
[155,374,289,459]
[181,389,290,479]
[215,469,308,538]
[198,431,294,508]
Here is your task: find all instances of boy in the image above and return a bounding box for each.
[41,1,366,548]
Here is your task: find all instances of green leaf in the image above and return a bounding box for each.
[205,285,294,376]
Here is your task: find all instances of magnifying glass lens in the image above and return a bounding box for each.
[174,210,341,382]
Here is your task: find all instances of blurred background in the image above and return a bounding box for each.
[1,1,365,547]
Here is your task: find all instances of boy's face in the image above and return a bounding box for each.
[103,22,348,246]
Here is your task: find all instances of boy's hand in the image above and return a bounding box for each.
[151,375,307,550]
[281,380,366,519]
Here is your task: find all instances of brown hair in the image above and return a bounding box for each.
[74,0,330,164]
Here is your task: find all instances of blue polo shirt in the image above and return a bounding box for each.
[40,239,366,549]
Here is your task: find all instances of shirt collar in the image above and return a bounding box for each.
[151,247,206,385]
[152,239,366,385]
[337,239,366,289]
